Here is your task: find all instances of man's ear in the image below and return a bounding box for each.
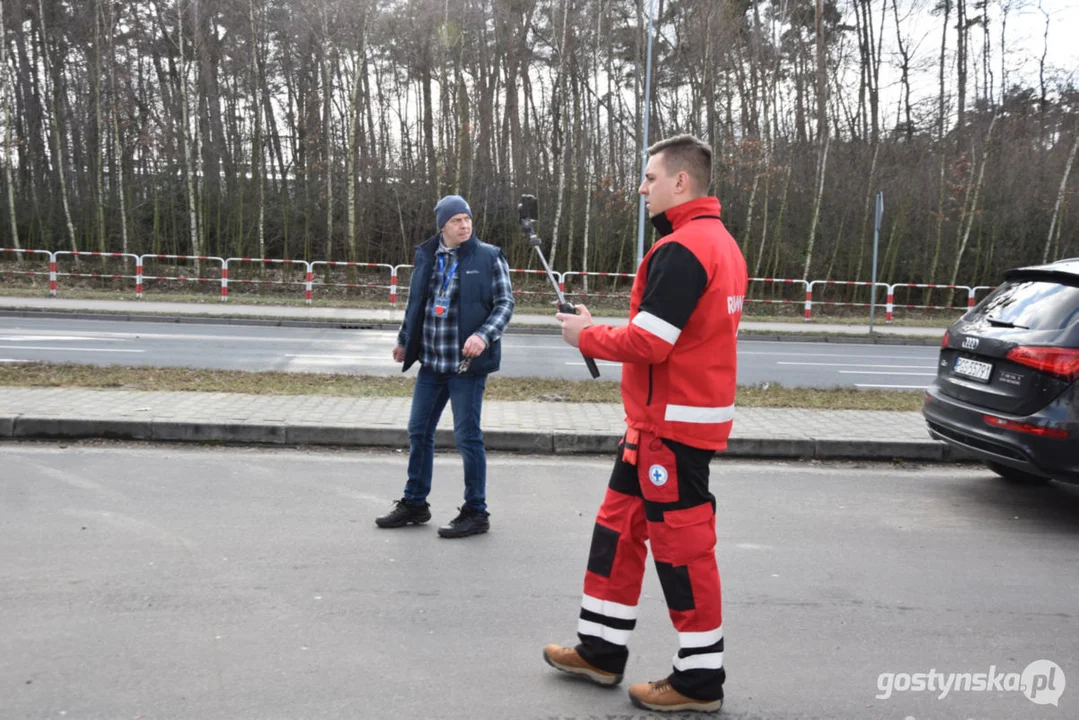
[675,170,691,194]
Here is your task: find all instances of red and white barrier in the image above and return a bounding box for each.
[52,251,140,296]
[804,280,890,322]
[1,245,1010,321]
[308,261,396,306]
[0,248,55,295]
[139,254,226,301]
[506,268,564,299]
[969,286,996,309]
[883,283,971,323]
[223,257,313,304]
[744,277,808,310]
[561,270,637,299]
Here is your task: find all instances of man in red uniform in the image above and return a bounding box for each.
[543,135,747,713]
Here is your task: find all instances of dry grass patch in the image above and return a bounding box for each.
[0,363,923,411]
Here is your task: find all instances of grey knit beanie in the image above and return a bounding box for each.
[435,195,472,230]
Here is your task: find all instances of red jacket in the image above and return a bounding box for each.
[579,196,747,450]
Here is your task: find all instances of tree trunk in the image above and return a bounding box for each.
[94,1,107,252]
[1043,132,1079,263]
[815,0,827,143]
[742,156,762,270]
[938,0,951,142]
[1,4,20,253]
[107,1,129,255]
[955,0,967,144]
[893,0,913,139]
[1038,3,1049,138]
[549,0,571,268]
[854,142,880,281]
[347,6,369,264]
[10,0,48,208]
[949,113,998,290]
[421,48,437,197]
[453,35,469,194]
[36,0,78,253]
[249,0,265,259]
[321,10,334,261]
[565,72,583,275]
[759,162,792,278]
[803,135,830,280]
[179,2,202,261]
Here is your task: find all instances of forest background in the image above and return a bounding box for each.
[1,0,1077,296]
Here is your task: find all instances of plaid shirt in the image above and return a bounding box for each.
[398,239,514,374]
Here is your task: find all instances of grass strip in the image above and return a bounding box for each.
[0,362,923,411]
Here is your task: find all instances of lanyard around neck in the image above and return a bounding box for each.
[436,254,459,296]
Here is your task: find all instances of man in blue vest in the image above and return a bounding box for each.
[377,195,515,538]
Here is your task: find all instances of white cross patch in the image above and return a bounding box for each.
[648,464,668,487]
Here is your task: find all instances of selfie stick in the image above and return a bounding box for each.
[519,217,601,379]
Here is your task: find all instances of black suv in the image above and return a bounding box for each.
[923,258,1079,484]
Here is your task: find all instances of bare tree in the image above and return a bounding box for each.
[803,135,831,280]
[106,0,130,255]
[549,0,572,267]
[1044,131,1079,262]
[178,0,202,259]
[36,0,78,253]
[949,113,998,288]
[1,0,20,253]
[249,0,266,259]
[892,0,914,139]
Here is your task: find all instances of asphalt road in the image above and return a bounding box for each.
[2,445,1076,720]
[0,316,939,389]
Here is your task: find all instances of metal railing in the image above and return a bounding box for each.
[0,247,1002,322]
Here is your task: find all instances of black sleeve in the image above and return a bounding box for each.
[638,242,709,330]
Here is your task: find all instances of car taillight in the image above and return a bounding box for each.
[983,414,1069,439]
[1005,346,1079,382]
[940,330,950,348]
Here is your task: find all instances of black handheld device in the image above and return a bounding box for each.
[517,194,600,379]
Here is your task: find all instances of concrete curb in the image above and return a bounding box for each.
[0,414,970,462]
[0,307,943,345]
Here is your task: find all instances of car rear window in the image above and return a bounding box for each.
[976,279,1079,331]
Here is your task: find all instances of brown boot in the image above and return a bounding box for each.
[542,644,622,687]
[628,678,723,713]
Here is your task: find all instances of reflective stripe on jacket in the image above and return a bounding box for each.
[579,196,747,450]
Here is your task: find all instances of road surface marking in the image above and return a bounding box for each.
[0,345,144,353]
[285,354,396,361]
[777,362,935,369]
[839,370,935,376]
[855,383,928,389]
[565,361,622,368]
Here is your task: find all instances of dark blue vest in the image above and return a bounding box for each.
[402,233,505,375]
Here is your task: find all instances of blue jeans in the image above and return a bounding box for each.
[403,366,488,513]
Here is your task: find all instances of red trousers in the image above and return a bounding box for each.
[575,429,726,702]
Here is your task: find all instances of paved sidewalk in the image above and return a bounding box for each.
[0,295,948,342]
[0,386,970,462]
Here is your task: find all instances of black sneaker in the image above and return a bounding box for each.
[375,499,432,528]
[437,506,490,538]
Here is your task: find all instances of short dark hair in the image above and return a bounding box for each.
[647,134,712,193]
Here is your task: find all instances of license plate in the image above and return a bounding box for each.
[954,356,993,382]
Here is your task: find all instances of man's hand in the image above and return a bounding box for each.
[555,304,593,348]
[462,334,488,358]
[392,345,405,363]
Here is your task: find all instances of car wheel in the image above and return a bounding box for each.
[985,461,1051,485]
